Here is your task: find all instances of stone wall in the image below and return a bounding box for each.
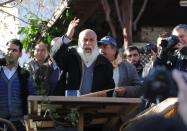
[133,26,173,48]
[140,26,173,43]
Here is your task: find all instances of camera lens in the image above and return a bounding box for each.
[142,43,157,55]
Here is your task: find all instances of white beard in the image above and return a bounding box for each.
[77,46,99,67]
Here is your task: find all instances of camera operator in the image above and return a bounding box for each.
[141,32,181,78]
[155,26,187,72]
[155,33,179,71]
[140,35,179,108]
[172,24,187,72]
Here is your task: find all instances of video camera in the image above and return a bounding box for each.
[160,35,179,52]
[141,43,157,55]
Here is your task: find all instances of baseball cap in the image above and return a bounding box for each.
[98,36,117,47]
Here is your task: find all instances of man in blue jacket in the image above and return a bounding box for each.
[0,39,35,131]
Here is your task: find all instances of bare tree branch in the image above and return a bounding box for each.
[0,0,16,6]
[133,0,148,31]
[0,8,29,24]
[120,0,133,48]
[101,0,117,38]
[114,0,124,29]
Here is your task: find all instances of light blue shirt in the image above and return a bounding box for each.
[79,64,94,95]
[3,65,18,80]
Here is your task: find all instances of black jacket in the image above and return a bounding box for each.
[52,43,115,96]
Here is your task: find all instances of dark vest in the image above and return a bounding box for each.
[0,66,29,114]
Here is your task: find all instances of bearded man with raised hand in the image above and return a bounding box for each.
[51,18,114,96]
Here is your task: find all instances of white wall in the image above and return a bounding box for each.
[0,0,61,65]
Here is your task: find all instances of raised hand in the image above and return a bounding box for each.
[66,18,80,40]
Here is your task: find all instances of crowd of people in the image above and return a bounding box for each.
[1,18,187,130]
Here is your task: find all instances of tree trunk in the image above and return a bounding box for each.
[121,0,133,49]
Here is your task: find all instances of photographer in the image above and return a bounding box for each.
[172,24,187,72]
[150,26,187,72]
[141,32,181,77]
[141,43,158,77]
[156,34,179,70]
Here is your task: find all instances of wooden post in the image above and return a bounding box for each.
[77,111,84,131]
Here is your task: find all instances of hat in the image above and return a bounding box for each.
[98,36,117,47]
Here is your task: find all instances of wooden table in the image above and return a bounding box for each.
[25,96,142,131]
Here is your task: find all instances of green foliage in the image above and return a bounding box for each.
[48,103,80,127]
[18,9,74,53]
[18,16,49,52]
[36,97,80,127]
[64,107,80,126]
